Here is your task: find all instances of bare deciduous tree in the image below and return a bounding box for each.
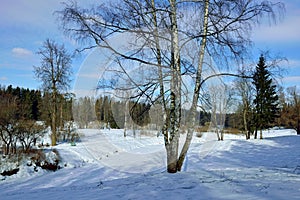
[34,39,72,146]
[208,83,233,141]
[16,120,47,153]
[283,86,300,135]
[235,68,254,139]
[0,93,18,155]
[58,0,284,173]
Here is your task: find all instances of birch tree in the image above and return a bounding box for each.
[58,0,284,173]
[208,83,232,141]
[235,69,254,139]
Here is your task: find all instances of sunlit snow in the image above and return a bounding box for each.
[1,129,299,200]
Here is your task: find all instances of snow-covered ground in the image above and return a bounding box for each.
[0,129,299,200]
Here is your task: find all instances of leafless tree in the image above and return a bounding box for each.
[58,0,284,173]
[285,86,300,135]
[34,39,73,146]
[208,83,232,141]
[0,90,47,155]
[0,93,18,155]
[235,67,254,139]
[16,120,47,153]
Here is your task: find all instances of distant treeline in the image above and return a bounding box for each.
[0,85,73,127]
[0,85,230,130]
[2,85,299,135]
[93,96,212,129]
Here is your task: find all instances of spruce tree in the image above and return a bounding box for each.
[253,55,279,139]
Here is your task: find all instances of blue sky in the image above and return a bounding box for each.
[0,0,300,91]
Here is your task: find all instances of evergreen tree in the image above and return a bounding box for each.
[252,55,279,139]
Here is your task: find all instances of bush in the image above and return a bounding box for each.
[0,148,62,179]
[1,168,19,176]
[0,156,20,178]
[196,132,203,138]
[196,124,210,133]
[31,149,61,171]
[224,128,242,135]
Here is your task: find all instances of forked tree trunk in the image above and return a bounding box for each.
[166,135,179,173]
[151,0,178,173]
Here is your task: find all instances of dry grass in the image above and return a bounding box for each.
[224,128,242,135]
[195,125,209,133]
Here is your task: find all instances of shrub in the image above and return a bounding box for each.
[31,149,61,171]
[0,168,19,176]
[196,132,203,138]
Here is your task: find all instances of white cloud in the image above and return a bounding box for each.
[287,59,300,68]
[282,76,300,86]
[252,0,300,43]
[12,47,33,57]
[0,76,8,81]
[253,15,300,43]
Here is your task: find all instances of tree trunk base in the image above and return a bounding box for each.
[167,165,178,173]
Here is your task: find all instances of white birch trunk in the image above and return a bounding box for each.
[177,0,209,171]
[165,0,181,173]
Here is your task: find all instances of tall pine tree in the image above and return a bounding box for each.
[253,55,279,139]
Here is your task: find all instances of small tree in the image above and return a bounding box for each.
[0,93,18,155]
[34,39,72,146]
[208,84,229,141]
[235,69,254,139]
[280,86,300,135]
[16,120,47,153]
[252,55,279,139]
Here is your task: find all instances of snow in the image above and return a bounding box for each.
[0,129,299,199]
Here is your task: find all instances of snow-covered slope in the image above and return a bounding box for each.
[0,129,299,200]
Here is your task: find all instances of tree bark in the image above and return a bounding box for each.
[51,90,57,146]
[150,0,168,138]
[166,137,179,173]
[243,101,250,139]
[164,0,182,173]
[254,127,257,139]
[177,0,209,172]
[260,129,263,139]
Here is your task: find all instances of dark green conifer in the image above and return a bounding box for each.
[253,55,279,139]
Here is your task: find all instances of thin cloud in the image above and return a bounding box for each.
[282,76,300,84]
[287,59,300,68]
[76,73,100,79]
[0,76,8,81]
[253,3,300,43]
[12,47,33,57]
[0,0,60,29]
